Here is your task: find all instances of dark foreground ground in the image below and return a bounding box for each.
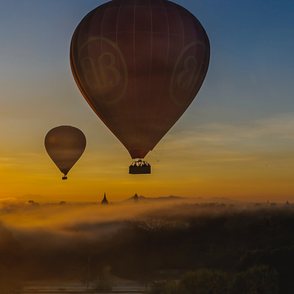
[21,266,147,294]
[21,280,146,294]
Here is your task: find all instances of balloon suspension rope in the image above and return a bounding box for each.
[153,136,166,163]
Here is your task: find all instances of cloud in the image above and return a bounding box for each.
[159,112,294,159]
[176,112,294,144]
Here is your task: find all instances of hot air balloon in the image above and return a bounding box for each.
[45,126,86,179]
[70,0,210,174]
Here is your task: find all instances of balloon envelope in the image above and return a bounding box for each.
[45,126,86,178]
[70,0,210,159]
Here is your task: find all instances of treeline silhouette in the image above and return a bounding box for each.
[1,202,294,293]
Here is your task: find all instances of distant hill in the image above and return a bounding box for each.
[124,195,183,202]
[124,195,241,204]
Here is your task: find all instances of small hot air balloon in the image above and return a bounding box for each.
[70,0,210,174]
[45,126,86,179]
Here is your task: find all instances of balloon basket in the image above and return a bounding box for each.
[62,176,68,180]
[129,160,151,174]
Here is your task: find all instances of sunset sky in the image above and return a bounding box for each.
[0,0,294,203]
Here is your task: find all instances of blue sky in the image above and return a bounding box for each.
[0,0,294,202]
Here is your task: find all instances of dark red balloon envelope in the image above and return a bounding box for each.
[70,0,210,165]
[45,126,86,179]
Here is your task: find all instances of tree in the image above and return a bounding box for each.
[93,278,113,292]
[178,269,229,294]
[149,281,178,294]
[237,247,294,293]
[230,265,278,294]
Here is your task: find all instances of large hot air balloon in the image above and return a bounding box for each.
[70,0,210,174]
[45,126,86,179]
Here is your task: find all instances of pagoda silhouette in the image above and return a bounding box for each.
[101,193,109,204]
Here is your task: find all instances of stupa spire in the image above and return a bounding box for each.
[101,193,109,204]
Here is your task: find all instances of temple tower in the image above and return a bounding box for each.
[101,193,109,204]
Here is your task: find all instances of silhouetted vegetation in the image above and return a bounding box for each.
[149,280,178,294]
[93,278,113,292]
[178,269,229,294]
[149,266,277,294]
[230,265,278,294]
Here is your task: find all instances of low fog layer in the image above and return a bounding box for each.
[0,199,289,251]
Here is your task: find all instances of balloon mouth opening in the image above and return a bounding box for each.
[62,176,68,180]
[129,149,150,159]
[129,159,151,174]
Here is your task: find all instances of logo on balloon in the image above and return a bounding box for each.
[78,37,128,105]
[171,41,209,106]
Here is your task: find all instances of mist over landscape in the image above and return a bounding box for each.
[1,197,294,293]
